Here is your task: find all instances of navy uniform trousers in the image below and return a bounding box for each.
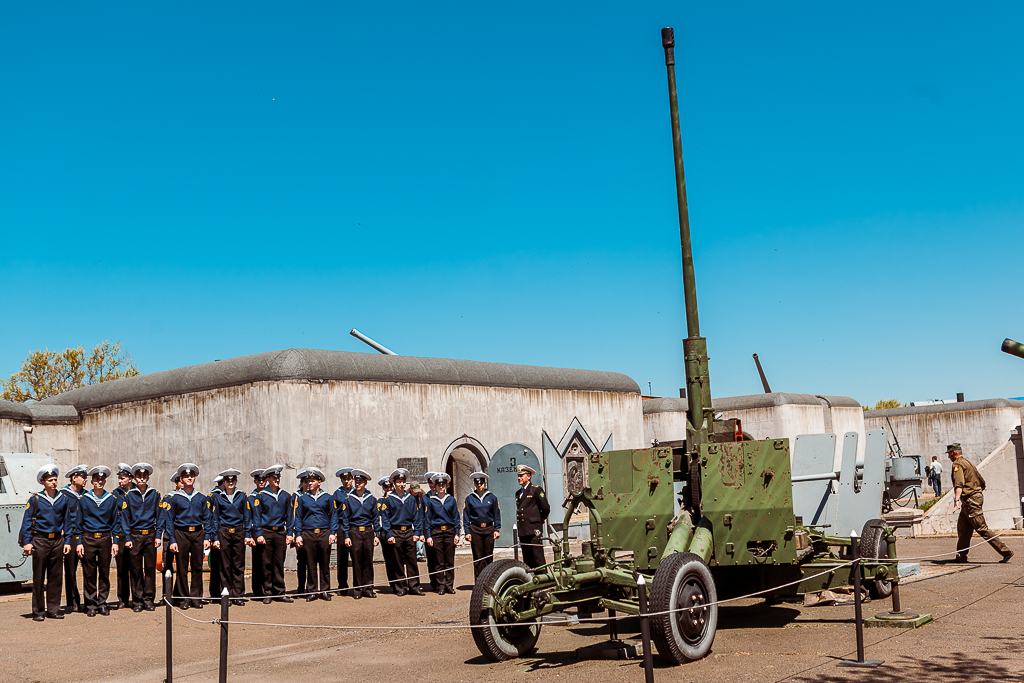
[31,534,65,617]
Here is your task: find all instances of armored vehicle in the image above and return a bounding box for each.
[468,28,900,665]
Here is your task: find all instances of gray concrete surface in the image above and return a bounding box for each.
[1,536,1022,682]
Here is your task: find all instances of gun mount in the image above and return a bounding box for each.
[469,27,901,665]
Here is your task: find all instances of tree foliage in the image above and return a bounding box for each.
[863,398,905,411]
[1,341,140,402]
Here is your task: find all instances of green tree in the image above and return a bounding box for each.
[1,341,139,402]
[863,398,905,411]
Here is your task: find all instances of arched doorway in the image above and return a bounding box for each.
[441,435,488,506]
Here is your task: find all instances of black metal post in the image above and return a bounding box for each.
[839,534,883,668]
[219,588,230,683]
[164,569,173,683]
[637,575,655,683]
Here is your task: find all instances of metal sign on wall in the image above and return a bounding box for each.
[396,457,428,483]
[487,443,542,548]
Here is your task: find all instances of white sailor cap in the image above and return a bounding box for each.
[213,475,225,484]
[218,469,242,479]
[305,467,326,482]
[389,468,410,483]
[250,468,266,479]
[471,471,489,481]
[377,476,391,487]
[132,463,154,477]
[336,467,354,479]
[296,468,310,480]
[117,463,133,476]
[263,465,284,477]
[351,468,370,481]
[171,472,181,483]
[87,466,111,478]
[177,463,200,477]
[37,464,59,483]
[428,472,450,484]
[65,465,88,479]
[424,471,438,481]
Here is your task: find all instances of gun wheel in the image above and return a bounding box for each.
[469,559,542,661]
[860,518,893,599]
[650,552,718,664]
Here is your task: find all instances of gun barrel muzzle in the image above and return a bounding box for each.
[1002,338,1024,360]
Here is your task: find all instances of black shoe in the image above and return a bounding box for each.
[46,612,65,619]
[394,589,407,597]
[231,599,245,607]
[306,595,318,602]
[78,604,88,613]
[410,587,426,596]
[191,600,204,609]
[86,607,97,617]
[99,605,110,616]
[112,601,124,610]
[352,592,361,599]
[363,590,377,598]
[1002,551,1014,563]
[33,614,45,622]
[132,605,144,613]
[262,597,273,604]
[320,592,331,601]
[179,601,190,610]
[276,596,294,603]
[144,603,157,611]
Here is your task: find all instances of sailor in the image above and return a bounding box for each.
[207,474,225,600]
[424,473,461,595]
[111,463,135,609]
[292,467,337,601]
[462,472,501,579]
[514,465,550,569]
[380,468,426,596]
[340,469,380,598]
[210,469,253,605]
[422,472,439,591]
[20,464,76,621]
[62,464,88,613]
[160,472,182,602]
[377,476,400,588]
[165,464,213,609]
[253,465,294,603]
[77,466,119,616]
[292,469,310,595]
[333,467,354,595]
[249,468,267,597]
[119,463,162,612]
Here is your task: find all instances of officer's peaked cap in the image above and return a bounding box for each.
[516,464,537,476]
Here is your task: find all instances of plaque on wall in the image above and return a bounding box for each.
[397,457,428,483]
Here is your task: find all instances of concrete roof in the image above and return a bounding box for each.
[864,398,1024,419]
[38,348,641,411]
[643,393,860,415]
[0,399,79,424]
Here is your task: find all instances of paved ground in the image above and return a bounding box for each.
[2,536,1023,682]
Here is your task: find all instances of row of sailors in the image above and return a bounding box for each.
[19,462,502,620]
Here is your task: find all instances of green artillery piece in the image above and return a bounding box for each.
[1003,338,1024,360]
[468,27,902,664]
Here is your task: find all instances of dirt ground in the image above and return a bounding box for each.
[2,536,1023,683]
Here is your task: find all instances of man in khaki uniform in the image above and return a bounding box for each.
[949,443,1013,563]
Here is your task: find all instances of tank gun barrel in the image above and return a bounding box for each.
[662,27,712,448]
[1002,338,1024,360]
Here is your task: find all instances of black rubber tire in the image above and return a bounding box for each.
[859,518,893,599]
[469,559,542,662]
[650,552,718,664]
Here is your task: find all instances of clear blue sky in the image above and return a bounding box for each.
[3,2,1023,406]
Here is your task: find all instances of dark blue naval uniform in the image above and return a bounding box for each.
[293,490,337,594]
[61,485,86,611]
[20,489,78,618]
[252,488,293,597]
[333,486,353,591]
[166,490,213,603]
[424,493,461,593]
[111,483,135,607]
[340,491,380,596]
[120,486,162,609]
[77,490,120,609]
[463,489,501,579]
[380,492,424,594]
[211,490,252,598]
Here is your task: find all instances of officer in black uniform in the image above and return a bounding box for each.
[20,465,77,621]
[111,463,135,609]
[62,464,88,613]
[514,465,549,569]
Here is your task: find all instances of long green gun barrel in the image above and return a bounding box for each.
[1002,338,1024,360]
[662,27,713,451]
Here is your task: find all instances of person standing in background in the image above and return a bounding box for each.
[111,463,135,610]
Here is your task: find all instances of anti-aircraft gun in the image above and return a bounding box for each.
[468,28,901,664]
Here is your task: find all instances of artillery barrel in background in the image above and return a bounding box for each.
[1002,338,1024,360]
